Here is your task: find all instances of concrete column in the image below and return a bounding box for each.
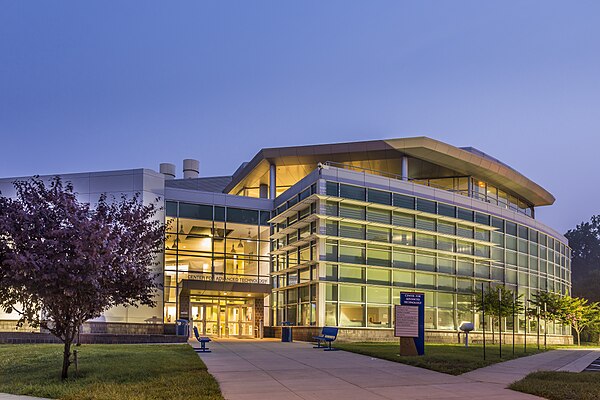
[259,184,269,199]
[401,156,409,181]
[269,163,276,199]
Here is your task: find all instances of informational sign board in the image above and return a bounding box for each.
[394,305,419,337]
[399,292,425,356]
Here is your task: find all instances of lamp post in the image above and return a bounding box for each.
[512,292,516,356]
[537,305,540,350]
[498,288,502,359]
[544,302,547,350]
[481,282,486,361]
[525,299,531,354]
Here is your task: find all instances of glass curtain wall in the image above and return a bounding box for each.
[164,201,270,323]
[272,179,570,335]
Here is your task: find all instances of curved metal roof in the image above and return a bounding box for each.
[224,136,555,206]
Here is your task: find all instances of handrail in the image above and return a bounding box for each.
[321,161,533,217]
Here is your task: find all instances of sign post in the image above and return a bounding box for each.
[395,292,425,356]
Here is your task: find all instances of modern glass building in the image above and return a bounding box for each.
[0,137,572,342]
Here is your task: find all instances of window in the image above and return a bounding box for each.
[339,266,364,283]
[368,189,391,205]
[339,243,365,264]
[416,199,436,214]
[339,285,364,302]
[393,194,415,209]
[340,184,366,201]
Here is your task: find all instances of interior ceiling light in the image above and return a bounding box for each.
[230,244,236,254]
[237,239,244,248]
[247,230,252,242]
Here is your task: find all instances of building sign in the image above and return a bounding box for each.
[399,292,425,356]
[394,305,419,337]
[187,273,269,285]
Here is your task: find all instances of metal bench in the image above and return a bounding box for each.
[193,326,211,353]
[312,327,339,351]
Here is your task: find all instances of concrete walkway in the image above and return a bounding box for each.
[462,348,600,385]
[191,339,545,400]
[0,395,50,400]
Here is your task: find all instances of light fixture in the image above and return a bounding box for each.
[230,244,236,254]
[247,229,252,242]
[237,239,244,249]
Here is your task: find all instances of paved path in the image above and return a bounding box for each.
[192,339,544,400]
[462,348,600,385]
[0,395,50,400]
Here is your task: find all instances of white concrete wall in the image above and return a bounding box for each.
[0,168,166,325]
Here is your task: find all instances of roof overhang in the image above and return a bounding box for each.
[224,136,555,206]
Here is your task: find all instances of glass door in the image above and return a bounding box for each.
[241,305,254,337]
[191,304,204,335]
[227,306,241,336]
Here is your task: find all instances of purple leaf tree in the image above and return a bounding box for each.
[0,176,165,380]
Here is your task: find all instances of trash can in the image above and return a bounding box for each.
[176,319,189,336]
[281,322,293,342]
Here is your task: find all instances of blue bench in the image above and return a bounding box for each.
[313,327,339,351]
[193,326,211,353]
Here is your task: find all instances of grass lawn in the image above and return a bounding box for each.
[510,371,600,400]
[334,342,546,375]
[0,344,223,400]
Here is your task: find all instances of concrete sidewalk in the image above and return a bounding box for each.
[462,347,600,385]
[192,339,544,400]
[0,395,50,400]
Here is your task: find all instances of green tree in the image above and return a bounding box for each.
[474,286,523,344]
[565,216,600,302]
[558,295,600,346]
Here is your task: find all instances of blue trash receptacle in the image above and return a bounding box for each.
[176,319,189,336]
[281,322,293,342]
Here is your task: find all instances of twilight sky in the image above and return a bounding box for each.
[1,1,598,234]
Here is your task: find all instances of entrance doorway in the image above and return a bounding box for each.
[190,298,255,338]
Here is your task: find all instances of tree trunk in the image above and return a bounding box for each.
[491,317,495,344]
[576,330,581,346]
[61,340,72,380]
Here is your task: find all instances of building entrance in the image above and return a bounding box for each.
[190,297,254,338]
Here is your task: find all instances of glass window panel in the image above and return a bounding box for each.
[178,203,213,220]
[339,265,364,283]
[416,216,436,231]
[392,230,413,245]
[457,208,474,221]
[416,233,436,249]
[326,181,339,196]
[437,221,456,235]
[392,212,415,228]
[393,194,415,209]
[393,251,414,269]
[437,276,455,291]
[367,247,391,267]
[339,285,364,302]
[416,198,436,214]
[437,237,455,252]
[416,253,436,272]
[393,270,414,287]
[457,278,473,293]
[367,268,390,285]
[227,208,259,224]
[367,208,391,224]
[339,204,366,220]
[339,304,365,327]
[340,222,365,239]
[367,306,390,327]
[438,257,455,274]
[437,203,456,218]
[325,302,337,325]
[339,243,365,264]
[415,273,435,289]
[340,184,366,201]
[367,226,390,242]
[367,286,390,303]
[368,189,392,205]
[457,259,474,276]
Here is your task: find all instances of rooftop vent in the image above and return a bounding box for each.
[159,163,176,180]
[183,159,199,179]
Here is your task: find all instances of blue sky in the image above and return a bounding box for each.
[1,1,598,233]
